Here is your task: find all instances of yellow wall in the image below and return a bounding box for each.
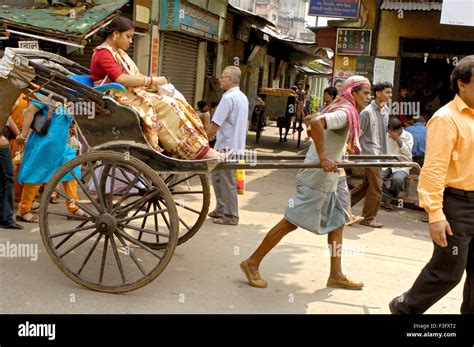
[377,10,474,57]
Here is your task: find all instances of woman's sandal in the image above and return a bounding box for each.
[16,213,39,223]
[31,201,40,211]
[66,209,89,220]
[50,194,60,204]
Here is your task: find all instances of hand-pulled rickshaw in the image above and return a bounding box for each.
[0,48,420,293]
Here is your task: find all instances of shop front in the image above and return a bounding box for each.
[158,0,220,106]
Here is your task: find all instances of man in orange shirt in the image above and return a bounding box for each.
[390,56,474,314]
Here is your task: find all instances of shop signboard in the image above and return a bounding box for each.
[441,0,474,27]
[336,28,371,56]
[18,41,39,50]
[160,0,219,41]
[308,0,360,19]
[333,55,357,83]
[356,56,374,82]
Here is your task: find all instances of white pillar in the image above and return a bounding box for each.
[195,41,207,106]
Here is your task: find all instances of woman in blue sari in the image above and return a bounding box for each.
[15,97,84,223]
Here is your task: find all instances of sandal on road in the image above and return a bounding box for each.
[359,219,383,228]
[66,209,89,220]
[31,201,40,211]
[16,213,39,223]
[345,215,364,227]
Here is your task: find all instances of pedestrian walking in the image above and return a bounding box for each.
[351,82,392,228]
[390,55,474,314]
[239,76,371,289]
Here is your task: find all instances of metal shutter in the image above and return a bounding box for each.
[161,32,199,106]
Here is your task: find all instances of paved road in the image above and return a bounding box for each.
[0,126,463,313]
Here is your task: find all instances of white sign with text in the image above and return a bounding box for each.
[373,58,395,85]
[18,41,39,50]
[441,0,474,27]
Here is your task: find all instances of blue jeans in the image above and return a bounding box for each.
[0,145,14,225]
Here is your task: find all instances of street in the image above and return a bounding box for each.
[0,126,462,314]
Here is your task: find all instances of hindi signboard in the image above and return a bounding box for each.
[308,0,360,19]
[336,28,371,56]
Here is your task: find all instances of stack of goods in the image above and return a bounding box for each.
[258,88,296,96]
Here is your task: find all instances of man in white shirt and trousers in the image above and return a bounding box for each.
[381,117,414,211]
[207,66,249,226]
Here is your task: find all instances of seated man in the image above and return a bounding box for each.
[381,118,414,211]
[405,115,426,167]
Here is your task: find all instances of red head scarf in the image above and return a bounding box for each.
[323,76,370,153]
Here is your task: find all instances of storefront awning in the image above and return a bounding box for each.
[380,0,442,11]
[296,65,332,76]
[255,25,333,61]
[0,0,129,47]
[228,4,276,29]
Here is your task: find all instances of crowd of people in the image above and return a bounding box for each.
[0,15,471,314]
[241,58,473,314]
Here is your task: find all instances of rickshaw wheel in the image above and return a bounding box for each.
[144,173,210,250]
[39,151,179,293]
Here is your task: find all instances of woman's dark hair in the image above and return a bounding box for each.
[324,86,338,99]
[97,16,135,40]
[451,55,474,94]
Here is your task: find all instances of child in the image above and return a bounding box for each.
[196,100,211,131]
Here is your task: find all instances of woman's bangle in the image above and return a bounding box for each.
[19,134,27,140]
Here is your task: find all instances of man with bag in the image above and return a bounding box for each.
[15,96,85,223]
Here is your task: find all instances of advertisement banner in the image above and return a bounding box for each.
[336,28,371,56]
[308,0,360,19]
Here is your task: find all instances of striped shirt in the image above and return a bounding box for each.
[359,101,389,155]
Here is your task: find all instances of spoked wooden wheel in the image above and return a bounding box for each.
[98,169,210,249]
[151,173,210,249]
[39,151,179,293]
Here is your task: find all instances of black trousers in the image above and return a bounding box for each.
[0,146,14,225]
[394,188,474,313]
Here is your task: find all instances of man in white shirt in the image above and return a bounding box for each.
[206,66,249,226]
[381,118,414,211]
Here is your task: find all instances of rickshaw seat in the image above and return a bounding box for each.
[68,75,126,93]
